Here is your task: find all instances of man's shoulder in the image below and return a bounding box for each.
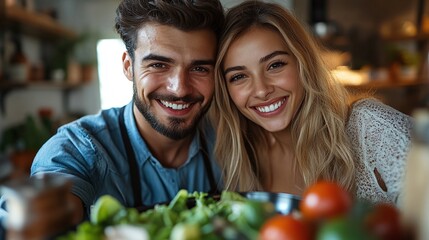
[59,107,122,135]
[32,106,126,175]
[38,106,124,157]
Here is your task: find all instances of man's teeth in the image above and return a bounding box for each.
[160,100,190,110]
[256,99,285,113]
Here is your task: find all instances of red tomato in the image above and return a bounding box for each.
[364,203,404,240]
[300,181,352,221]
[259,214,311,240]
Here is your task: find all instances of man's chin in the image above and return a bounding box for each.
[158,126,196,140]
[135,96,206,140]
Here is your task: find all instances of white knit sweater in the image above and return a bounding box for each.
[346,98,414,204]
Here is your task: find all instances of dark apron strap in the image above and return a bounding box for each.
[199,133,219,195]
[119,106,143,207]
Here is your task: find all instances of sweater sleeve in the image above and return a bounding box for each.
[346,98,413,204]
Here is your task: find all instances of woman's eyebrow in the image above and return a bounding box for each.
[223,50,289,75]
[223,65,246,75]
[260,50,289,63]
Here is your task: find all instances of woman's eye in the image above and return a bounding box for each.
[268,61,286,70]
[229,74,245,83]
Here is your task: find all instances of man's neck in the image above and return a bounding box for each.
[133,108,194,168]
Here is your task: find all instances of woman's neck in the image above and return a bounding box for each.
[260,128,305,195]
[266,127,293,149]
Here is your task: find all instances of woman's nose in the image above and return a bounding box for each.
[253,77,274,99]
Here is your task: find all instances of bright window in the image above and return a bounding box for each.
[97,39,133,109]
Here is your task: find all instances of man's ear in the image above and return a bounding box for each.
[122,51,133,81]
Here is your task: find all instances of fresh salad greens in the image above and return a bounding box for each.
[57,190,276,240]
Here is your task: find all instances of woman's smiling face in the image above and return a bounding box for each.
[222,26,305,133]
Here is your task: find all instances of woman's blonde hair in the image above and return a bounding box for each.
[211,0,356,192]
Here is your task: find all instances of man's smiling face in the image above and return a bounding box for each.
[122,23,217,140]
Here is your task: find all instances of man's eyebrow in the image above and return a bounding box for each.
[142,54,174,63]
[142,54,214,67]
[192,59,215,66]
[259,50,289,63]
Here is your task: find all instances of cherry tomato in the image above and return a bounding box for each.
[300,181,352,221]
[259,214,311,240]
[364,203,404,240]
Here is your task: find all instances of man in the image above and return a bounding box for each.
[29,0,225,224]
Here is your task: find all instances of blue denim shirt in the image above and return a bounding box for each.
[26,102,221,215]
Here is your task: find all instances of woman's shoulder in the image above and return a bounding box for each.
[347,98,414,204]
[348,98,414,132]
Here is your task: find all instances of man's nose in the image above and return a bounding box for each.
[167,69,191,96]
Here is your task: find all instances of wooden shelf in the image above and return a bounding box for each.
[0,81,83,90]
[5,5,77,40]
[2,5,81,116]
[0,81,86,114]
[345,79,429,90]
[382,33,429,42]
[345,80,429,115]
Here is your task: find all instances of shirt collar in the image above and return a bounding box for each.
[123,101,202,166]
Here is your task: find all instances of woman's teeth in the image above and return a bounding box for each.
[256,98,285,113]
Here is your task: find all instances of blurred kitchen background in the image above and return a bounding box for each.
[0,0,428,173]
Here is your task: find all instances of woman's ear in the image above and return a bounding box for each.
[122,51,133,81]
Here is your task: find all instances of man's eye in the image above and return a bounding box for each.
[192,66,209,72]
[150,63,166,68]
[268,61,286,70]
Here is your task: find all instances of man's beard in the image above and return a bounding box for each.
[133,82,210,140]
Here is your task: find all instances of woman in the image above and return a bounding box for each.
[211,0,413,204]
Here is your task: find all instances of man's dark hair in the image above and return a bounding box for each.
[115,0,225,60]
